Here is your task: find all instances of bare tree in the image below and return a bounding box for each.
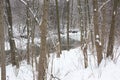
[77,0,84,46]
[38,0,49,80]
[101,0,106,56]
[67,0,70,51]
[55,0,62,57]
[106,0,119,59]
[93,0,103,66]
[70,0,73,28]
[83,0,88,68]
[0,0,6,80]
[31,0,37,68]
[77,0,88,68]
[26,0,30,64]
[5,0,17,66]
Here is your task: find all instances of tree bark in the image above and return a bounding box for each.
[77,0,84,46]
[67,1,70,51]
[55,0,62,57]
[38,0,49,80]
[26,0,30,64]
[83,0,88,68]
[0,0,6,80]
[5,0,17,66]
[93,0,103,66]
[101,0,106,56]
[106,0,118,59]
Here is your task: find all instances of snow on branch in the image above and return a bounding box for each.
[19,0,42,26]
[29,8,40,24]
[98,0,111,12]
[96,35,102,46]
[66,0,69,2]
[20,0,27,5]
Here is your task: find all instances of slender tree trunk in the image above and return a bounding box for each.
[31,17,35,67]
[86,0,91,27]
[31,19,36,80]
[67,1,70,51]
[31,20,37,70]
[55,0,62,57]
[0,0,6,80]
[93,0,103,66]
[86,0,94,52]
[5,0,17,66]
[77,0,88,68]
[38,0,49,80]
[84,0,87,38]
[106,0,118,59]
[70,0,73,28]
[26,0,30,64]
[101,0,106,56]
[77,0,84,46]
[83,0,88,68]
[83,44,88,68]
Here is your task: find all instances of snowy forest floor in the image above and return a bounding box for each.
[0,47,120,80]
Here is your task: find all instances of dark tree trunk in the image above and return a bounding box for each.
[55,0,62,57]
[93,0,103,66]
[5,0,17,66]
[106,0,118,59]
[67,1,70,51]
[26,0,30,64]
[0,0,6,80]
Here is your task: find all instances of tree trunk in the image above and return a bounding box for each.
[70,0,73,28]
[0,0,6,80]
[5,0,17,66]
[55,0,62,57]
[83,0,88,68]
[106,0,118,59]
[26,0,30,64]
[93,0,103,66]
[67,1,70,51]
[77,0,84,46]
[38,0,49,80]
[101,0,106,56]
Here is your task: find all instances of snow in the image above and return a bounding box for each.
[94,9,97,11]
[5,42,10,50]
[99,41,102,46]
[0,62,34,80]
[95,35,102,46]
[96,39,102,46]
[1,47,120,80]
[66,0,69,2]
[114,11,116,15]
[96,35,99,38]
[20,0,27,5]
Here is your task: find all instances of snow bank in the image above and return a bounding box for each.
[1,47,120,80]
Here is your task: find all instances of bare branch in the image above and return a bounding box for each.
[20,0,27,5]
[98,0,111,12]
[19,0,42,26]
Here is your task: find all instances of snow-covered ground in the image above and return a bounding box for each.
[1,47,120,80]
